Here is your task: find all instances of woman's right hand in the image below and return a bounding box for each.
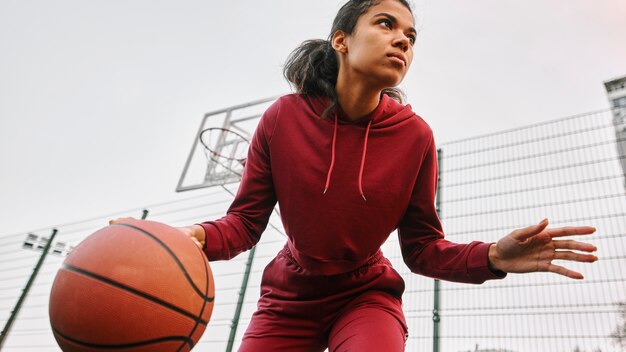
[109,218,206,249]
[177,225,206,249]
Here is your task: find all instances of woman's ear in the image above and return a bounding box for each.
[331,30,348,53]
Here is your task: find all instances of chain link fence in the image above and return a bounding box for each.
[0,108,624,351]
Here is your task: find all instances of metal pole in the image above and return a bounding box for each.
[433,148,443,352]
[0,228,58,349]
[433,279,441,352]
[226,245,257,352]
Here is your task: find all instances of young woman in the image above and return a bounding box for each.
[135,0,598,350]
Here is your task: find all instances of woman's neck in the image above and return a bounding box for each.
[335,76,382,121]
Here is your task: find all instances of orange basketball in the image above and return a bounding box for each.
[49,219,214,352]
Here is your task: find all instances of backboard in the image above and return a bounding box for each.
[176,96,278,192]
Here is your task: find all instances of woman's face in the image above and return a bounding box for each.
[333,0,416,89]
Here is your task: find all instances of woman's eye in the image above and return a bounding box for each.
[379,19,392,29]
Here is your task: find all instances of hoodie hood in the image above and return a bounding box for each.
[305,93,418,200]
[305,93,417,128]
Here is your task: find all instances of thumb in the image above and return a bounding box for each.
[190,236,203,249]
[108,217,136,225]
[512,218,549,241]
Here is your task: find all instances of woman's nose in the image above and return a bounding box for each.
[392,35,409,52]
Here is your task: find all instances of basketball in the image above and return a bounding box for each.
[48,219,214,352]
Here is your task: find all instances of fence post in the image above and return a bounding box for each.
[226,245,256,352]
[0,228,58,349]
[433,148,443,352]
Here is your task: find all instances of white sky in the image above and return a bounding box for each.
[1,0,625,237]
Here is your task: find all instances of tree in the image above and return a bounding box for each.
[612,302,626,351]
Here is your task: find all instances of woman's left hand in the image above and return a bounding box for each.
[488,219,598,279]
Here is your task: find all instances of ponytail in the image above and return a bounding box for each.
[283,39,339,118]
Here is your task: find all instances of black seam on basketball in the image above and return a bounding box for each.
[111,223,215,303]
[52,326,193,349]
[179,244,212,351]
[61,263,208,327]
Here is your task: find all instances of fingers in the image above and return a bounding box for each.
[553,239,597,252]
[546,263,585,280]
[546,241,598,279]
[108,217,136,225]
[546,226,596,238]
[512,218,549,241]
[177,226,205,249]
[512,219,597,244]
[553,250,598,263]
[190,236,203,249]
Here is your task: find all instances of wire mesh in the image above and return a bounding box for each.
[419,108,626,352]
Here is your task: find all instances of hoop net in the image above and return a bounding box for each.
[200,127,250,178]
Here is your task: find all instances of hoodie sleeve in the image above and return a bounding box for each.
[198,101,279,261]
[397,133,506,284]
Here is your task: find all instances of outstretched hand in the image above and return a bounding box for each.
[488,219,597,279]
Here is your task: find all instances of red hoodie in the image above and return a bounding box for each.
[200,94,504,284]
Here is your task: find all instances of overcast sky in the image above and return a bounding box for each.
[1,0,625,237]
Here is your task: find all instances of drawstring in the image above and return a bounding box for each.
[323,116,372,202]
[358,120,372,201]
[323,116,338,195]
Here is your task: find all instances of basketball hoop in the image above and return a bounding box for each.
[176,96,278,191]
[199,127,250,178]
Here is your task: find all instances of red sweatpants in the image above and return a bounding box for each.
[239,245,408,352]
